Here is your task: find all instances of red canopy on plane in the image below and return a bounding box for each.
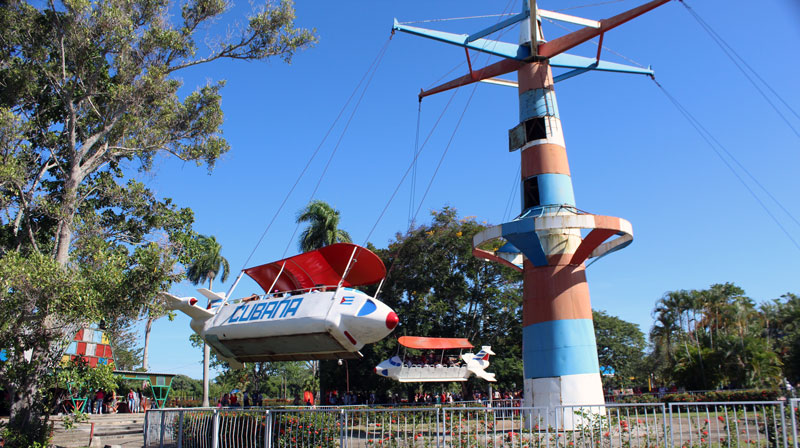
[244,243,386,293]
[398,336,474,350]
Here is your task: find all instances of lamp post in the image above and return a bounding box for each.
[338,359,350,394]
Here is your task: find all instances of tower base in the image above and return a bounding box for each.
[523,373,605,430]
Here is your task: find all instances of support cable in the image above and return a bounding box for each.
[362,87,462,245]
[502,165,521,222]
[409,0,519,229]
[399,13,517,25]
[652,77,800,252]
[680,0,800,139]
[284,36,393,257]
[366,0,517,245]
[555,0,630,12]
[543,17,646,68]
[224,38,393,301]
[411,83,482,223]
[409,102,422,227]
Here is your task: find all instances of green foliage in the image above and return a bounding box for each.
[0,0,315,442]
[186,234,230,291]
[660,388,781,403]
[57,357,118,397]
[649,283,783,390]
[761,293,800,383]
[171,374,204,397]
[593,310,647,389]
[103,320,144,371]
[272,412,339,447]
[321,207,523,398]
[296,200,352,252]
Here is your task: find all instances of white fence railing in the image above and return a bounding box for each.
[145,401,798,448]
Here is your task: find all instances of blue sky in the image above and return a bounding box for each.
[140,0,800,379]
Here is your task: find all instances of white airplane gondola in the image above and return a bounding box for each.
[160,243,399,367]
[375,336,496,382]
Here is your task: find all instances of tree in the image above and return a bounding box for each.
[761,293,800,383]
[321,208,523,398]
[0,0,315,442]
[592,310,646,389]
[648,284,782,390]
[296,200,352,252]
[103,320,143,371]
[186,234,230,407]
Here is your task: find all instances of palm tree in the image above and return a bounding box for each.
[296,200,352,252]
[186,235,230,407]
[295,200,351,405]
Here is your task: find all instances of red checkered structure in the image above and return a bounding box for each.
[62,325,115,368]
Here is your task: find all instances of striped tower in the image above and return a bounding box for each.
[392,0,668,424]
[516,61,604,412]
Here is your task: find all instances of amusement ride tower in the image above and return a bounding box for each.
[394,0,670,413]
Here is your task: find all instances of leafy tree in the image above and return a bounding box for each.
[185,234,229,406]
[0,0,314,442]
[761,293,800,384]
[321,208,523,399]
[186,235,230,290]
[649,283,782,390]
[170,374,203,400]
[296,200,352,252]
[103,320,143,371]
[592,310,646,389]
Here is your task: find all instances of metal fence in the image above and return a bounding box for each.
[145,401,798,448]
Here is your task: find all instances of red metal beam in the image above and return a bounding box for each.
[419,58,524,100]
[538,0,671,59]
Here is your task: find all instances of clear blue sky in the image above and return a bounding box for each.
[141,0,800,379]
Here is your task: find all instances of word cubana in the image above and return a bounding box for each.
[225,297,303,323]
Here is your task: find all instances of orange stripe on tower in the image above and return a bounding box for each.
[522,260,593,326]
[518,63,554,93]
[521,143,570,177]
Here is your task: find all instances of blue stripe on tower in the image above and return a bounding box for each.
[519,88,559,122]
[534,173,576,206]
[522,319,600,378]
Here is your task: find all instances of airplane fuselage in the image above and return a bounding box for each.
[195,288,397,363]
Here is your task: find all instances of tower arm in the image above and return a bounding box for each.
[393,19,531,61]
[550,53,654,80]
[466,11,529,43]
[419,58,523,100]
[538,0,672,58]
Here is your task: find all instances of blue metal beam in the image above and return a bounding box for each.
[466,12,528,43]
[550,53,654,77]
[393,20,531,61]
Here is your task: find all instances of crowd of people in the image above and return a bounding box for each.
[216,391,264,407]
[68,388,148,414]
[321,389,523,406]
[402,354,464,368]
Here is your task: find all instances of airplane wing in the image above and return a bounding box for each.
[159,292,215,321]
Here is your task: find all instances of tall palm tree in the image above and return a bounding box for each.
[296,200,352,252]
[295,200,351,405]
[186,235,230,407]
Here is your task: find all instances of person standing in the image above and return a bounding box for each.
[94,389,105,414]
[127,389,135,413]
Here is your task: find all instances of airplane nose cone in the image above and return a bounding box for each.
[385,312,399,330]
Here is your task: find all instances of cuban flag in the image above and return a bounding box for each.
[340,296,354,305]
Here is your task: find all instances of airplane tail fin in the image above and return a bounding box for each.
[197,288,226,308]
[463,346,496,382]
[159,292,215,321]
[475,346,495,361]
